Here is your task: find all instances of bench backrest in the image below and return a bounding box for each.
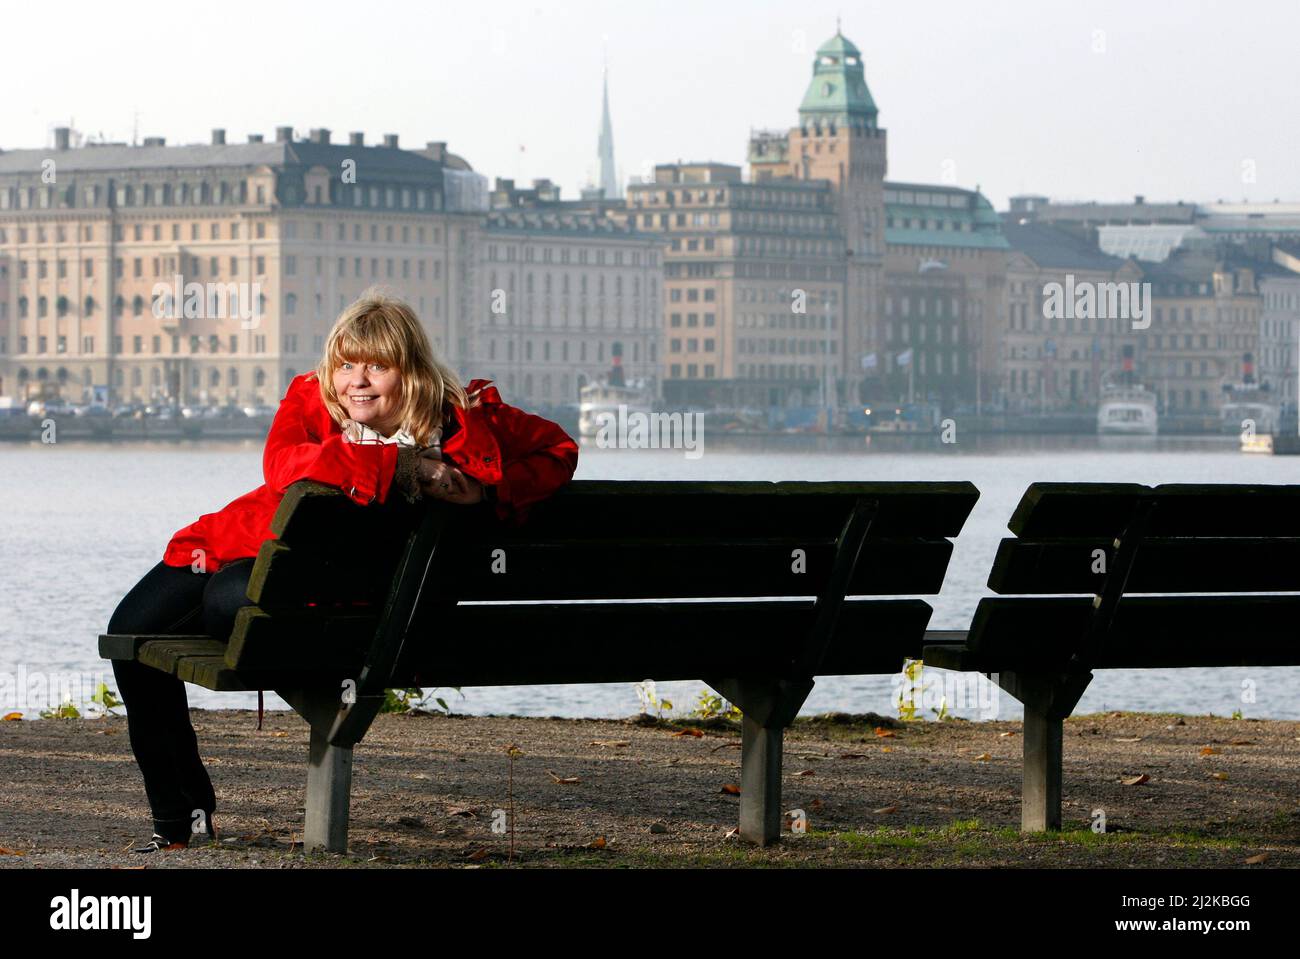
[972,482,1300,669]
[228,479,978,682]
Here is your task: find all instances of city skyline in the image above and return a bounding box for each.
[3,0,1297,212]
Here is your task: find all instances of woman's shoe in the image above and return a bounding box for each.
[131,812,218,852]
[131,833,189,853]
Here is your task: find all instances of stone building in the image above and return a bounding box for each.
[1001,220,1143,411]
[0,126,484,406]
[474,190,664,409]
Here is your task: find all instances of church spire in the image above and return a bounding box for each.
[597,61,619,199]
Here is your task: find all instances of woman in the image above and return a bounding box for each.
[107,291,579,852]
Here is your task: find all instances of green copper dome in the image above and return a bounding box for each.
[799,30,878,129]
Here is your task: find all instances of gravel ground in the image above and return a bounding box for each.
[2,709,1298,868]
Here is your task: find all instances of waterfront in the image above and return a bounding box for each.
[2,433,1298,720]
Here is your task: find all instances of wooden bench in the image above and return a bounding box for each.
[923,482,1300,832]
[101,478,977,853]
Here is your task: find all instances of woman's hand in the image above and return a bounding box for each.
[416,455,484,504]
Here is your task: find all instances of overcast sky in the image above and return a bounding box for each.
[4,0,1297,211]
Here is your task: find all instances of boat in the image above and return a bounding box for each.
[865,402,940,434]
[578,348,655,438]
[1097,371,1158,435]
[1220,382,1279,451]
[578,379,655,437]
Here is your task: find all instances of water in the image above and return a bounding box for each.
[2,434,1298,721]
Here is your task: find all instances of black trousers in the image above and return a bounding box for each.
[107,558,254,841]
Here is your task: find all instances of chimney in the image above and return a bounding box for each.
[142,136,166,147]
[275,125,293,143]
[425,141,446,161]
[383,133,399,148]
[53,127,71,151]
[248,133,264,143]
[349,132,364,147]
[309,128,331,144]
[211,128,226,145]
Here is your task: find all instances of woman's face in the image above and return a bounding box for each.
[333,358,402,433]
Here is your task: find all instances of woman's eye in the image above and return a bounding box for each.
[368,364,387,374]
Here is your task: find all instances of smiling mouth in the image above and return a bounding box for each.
[349,395,378,404]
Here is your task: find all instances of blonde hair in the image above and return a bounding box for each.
[316,289,472,445]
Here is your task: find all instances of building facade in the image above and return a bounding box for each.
[0,126,484,406]
[473,199,664,409]
[881,183,1009,408]
[1001,220,1142,412]
[614,162,845,408]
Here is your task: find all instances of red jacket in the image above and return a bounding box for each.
[162,372,579,572]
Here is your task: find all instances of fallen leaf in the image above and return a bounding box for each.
[874,727,896,738]
[672,728,704,738]
[1199,747,1220,756]
[1114,737,1142,743]
[720,783,741,795]
[973,753,992,762]
[588,836,607,849]
[589,740,630,748]
[1122,774,1150,786]
[998,731,1017,738]
[2,712,23,721]
[466,847,489,861]
[873,805,898,815]
[447,807,478,818]
[1210,771,1229,781]
[796,769,815,777]
[710,742,742,753]
[881,746,893,753]
[1245,853,1269,865]
[0,848,26,856]
[809,798,824,811]
[724,827,741,839]
[545,770,580,784]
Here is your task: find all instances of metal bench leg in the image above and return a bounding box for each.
[1021,706,1062,832]
[994,670,1089,834]
[706,677,813,846]
[277,686,379,855]
[306,724,354,853]
[739,715,784,845]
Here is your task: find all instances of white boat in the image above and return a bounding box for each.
[1221,396,1279,437]
[578,377,654,437]
[1097,377,1158,435]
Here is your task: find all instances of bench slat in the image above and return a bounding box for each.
[1008,482,1300,538]
[246,537,955,606]
[220,598,932,678]
[502,481,979,539]
[988,537,1300,594]
[957,595,1300,669]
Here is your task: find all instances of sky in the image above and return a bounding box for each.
[2,0,1297,211]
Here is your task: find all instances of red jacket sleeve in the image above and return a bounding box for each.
[487,403,579,518]
[262,378,400,506]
